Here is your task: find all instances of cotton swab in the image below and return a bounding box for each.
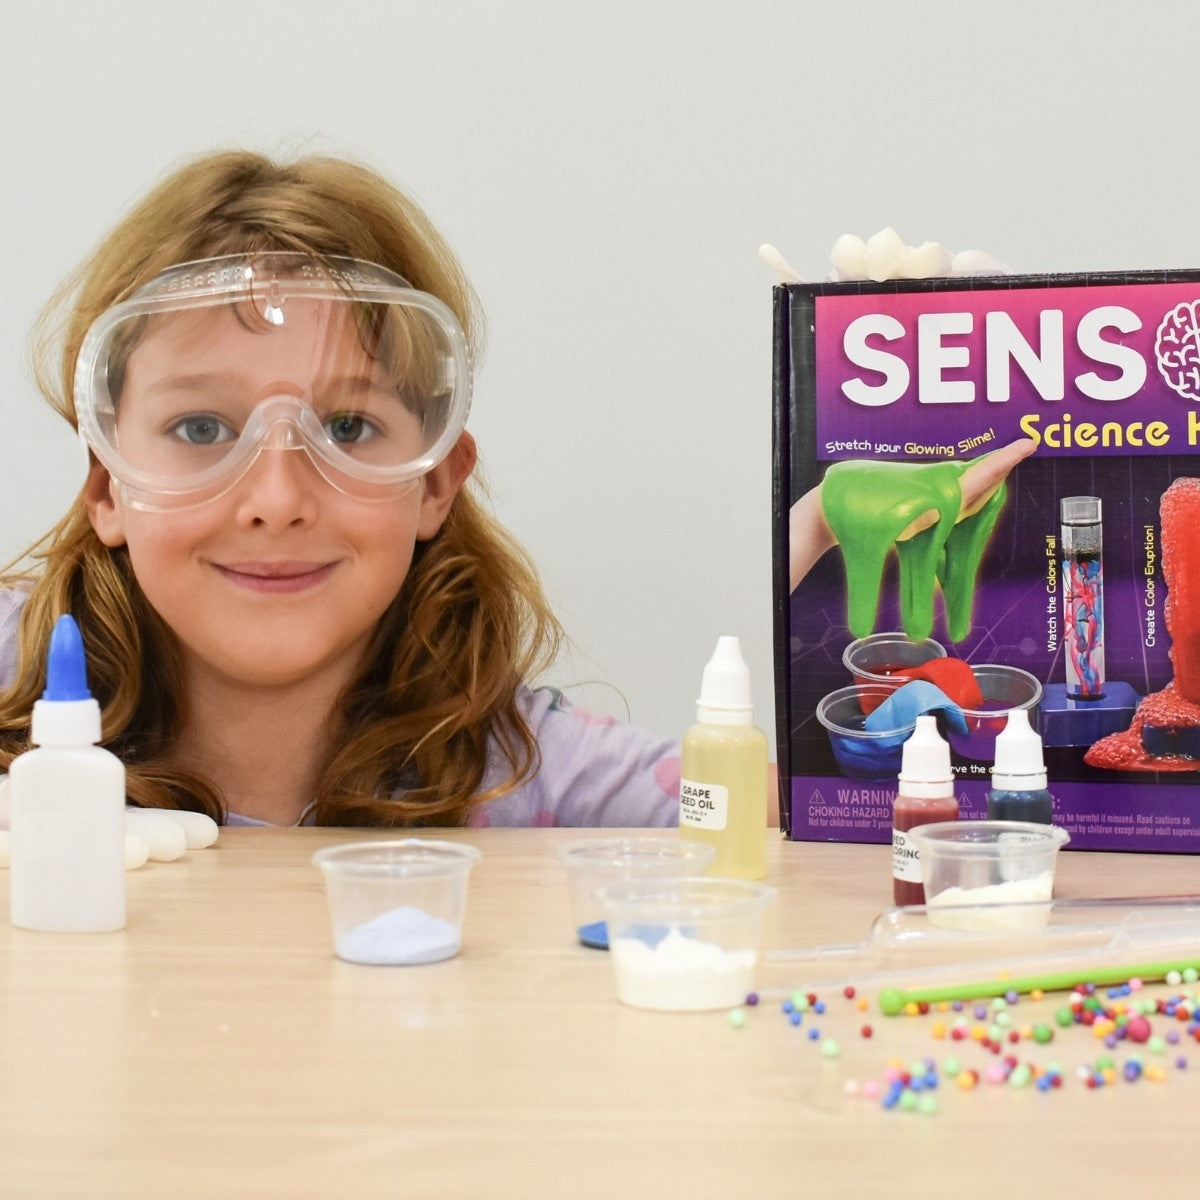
[758,243,802,284]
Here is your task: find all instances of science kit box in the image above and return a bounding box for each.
[773,269,1200,852]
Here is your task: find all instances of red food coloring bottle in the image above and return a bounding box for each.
[891,715,958,906]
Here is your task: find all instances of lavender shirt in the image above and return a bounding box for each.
[0,589,680,828]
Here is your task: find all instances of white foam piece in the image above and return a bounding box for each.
[123,807,188,861]
[900,241,953,279]
[125,832,150,870]
[864,227,911,282]
[146,808,219,849]
[952,248,1010,276]
[830,233,868,280]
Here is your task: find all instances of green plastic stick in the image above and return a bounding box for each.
[878,957,1200,1015]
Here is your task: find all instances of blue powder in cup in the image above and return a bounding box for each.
[336,905,461,965]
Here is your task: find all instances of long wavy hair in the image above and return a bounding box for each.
[0,150,562,825]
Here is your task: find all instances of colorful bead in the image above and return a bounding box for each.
[1008,1064,1032,1088]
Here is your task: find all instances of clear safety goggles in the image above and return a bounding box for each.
[74,252,472,510]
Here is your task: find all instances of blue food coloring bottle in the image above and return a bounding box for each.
[986,709,1054,824]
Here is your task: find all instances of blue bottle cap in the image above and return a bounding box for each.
[43,614,92,702]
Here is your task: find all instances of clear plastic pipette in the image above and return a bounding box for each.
[763,894,1200,1011]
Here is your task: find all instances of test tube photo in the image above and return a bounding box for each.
[1061,496,1104,700]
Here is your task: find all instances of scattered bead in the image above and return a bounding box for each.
[761,970,1200,1111]
[727,1008,747,1030]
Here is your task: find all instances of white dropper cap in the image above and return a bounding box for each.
[696,636,753,726]
[897,715,953,799]
[991,708,1047,791]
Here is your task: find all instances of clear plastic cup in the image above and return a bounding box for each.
[908,820,1069,929]
[312,838,481,965]
[557,837,717,949]
[816,684,914,780]
[596,876,775,1011]
[843,633,946,713]
[945,665,1043,762]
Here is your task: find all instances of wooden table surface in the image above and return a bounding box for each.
[0,826,1197,1197]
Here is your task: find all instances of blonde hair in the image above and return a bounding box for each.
[0,150,563,825]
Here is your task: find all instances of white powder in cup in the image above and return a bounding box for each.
[610,926,756,1011]
[926,871,1055,930]
[335,905,461,965]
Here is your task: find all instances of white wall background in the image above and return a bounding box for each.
[3,0,1199,751]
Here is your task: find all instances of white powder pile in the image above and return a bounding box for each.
[926,871,1055,930]
[610,926,756,1011]
[336,905,461,965]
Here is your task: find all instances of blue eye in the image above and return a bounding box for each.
[327,414,377,444]
[168,415,235,445]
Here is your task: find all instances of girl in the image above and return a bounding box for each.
[0,150,680,828]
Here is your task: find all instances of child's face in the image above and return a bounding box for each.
[83,303,474,693]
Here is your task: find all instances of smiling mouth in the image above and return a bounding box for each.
[214,562,337,593]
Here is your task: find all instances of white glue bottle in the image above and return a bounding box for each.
[678,636,768,879]
[9,615,126,931]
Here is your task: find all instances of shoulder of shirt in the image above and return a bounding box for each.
[0,587,30,621]
[0,587,30,692]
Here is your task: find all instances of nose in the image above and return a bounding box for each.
[231,440,323,529]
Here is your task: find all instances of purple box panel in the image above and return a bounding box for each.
[773,271,1200,853]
